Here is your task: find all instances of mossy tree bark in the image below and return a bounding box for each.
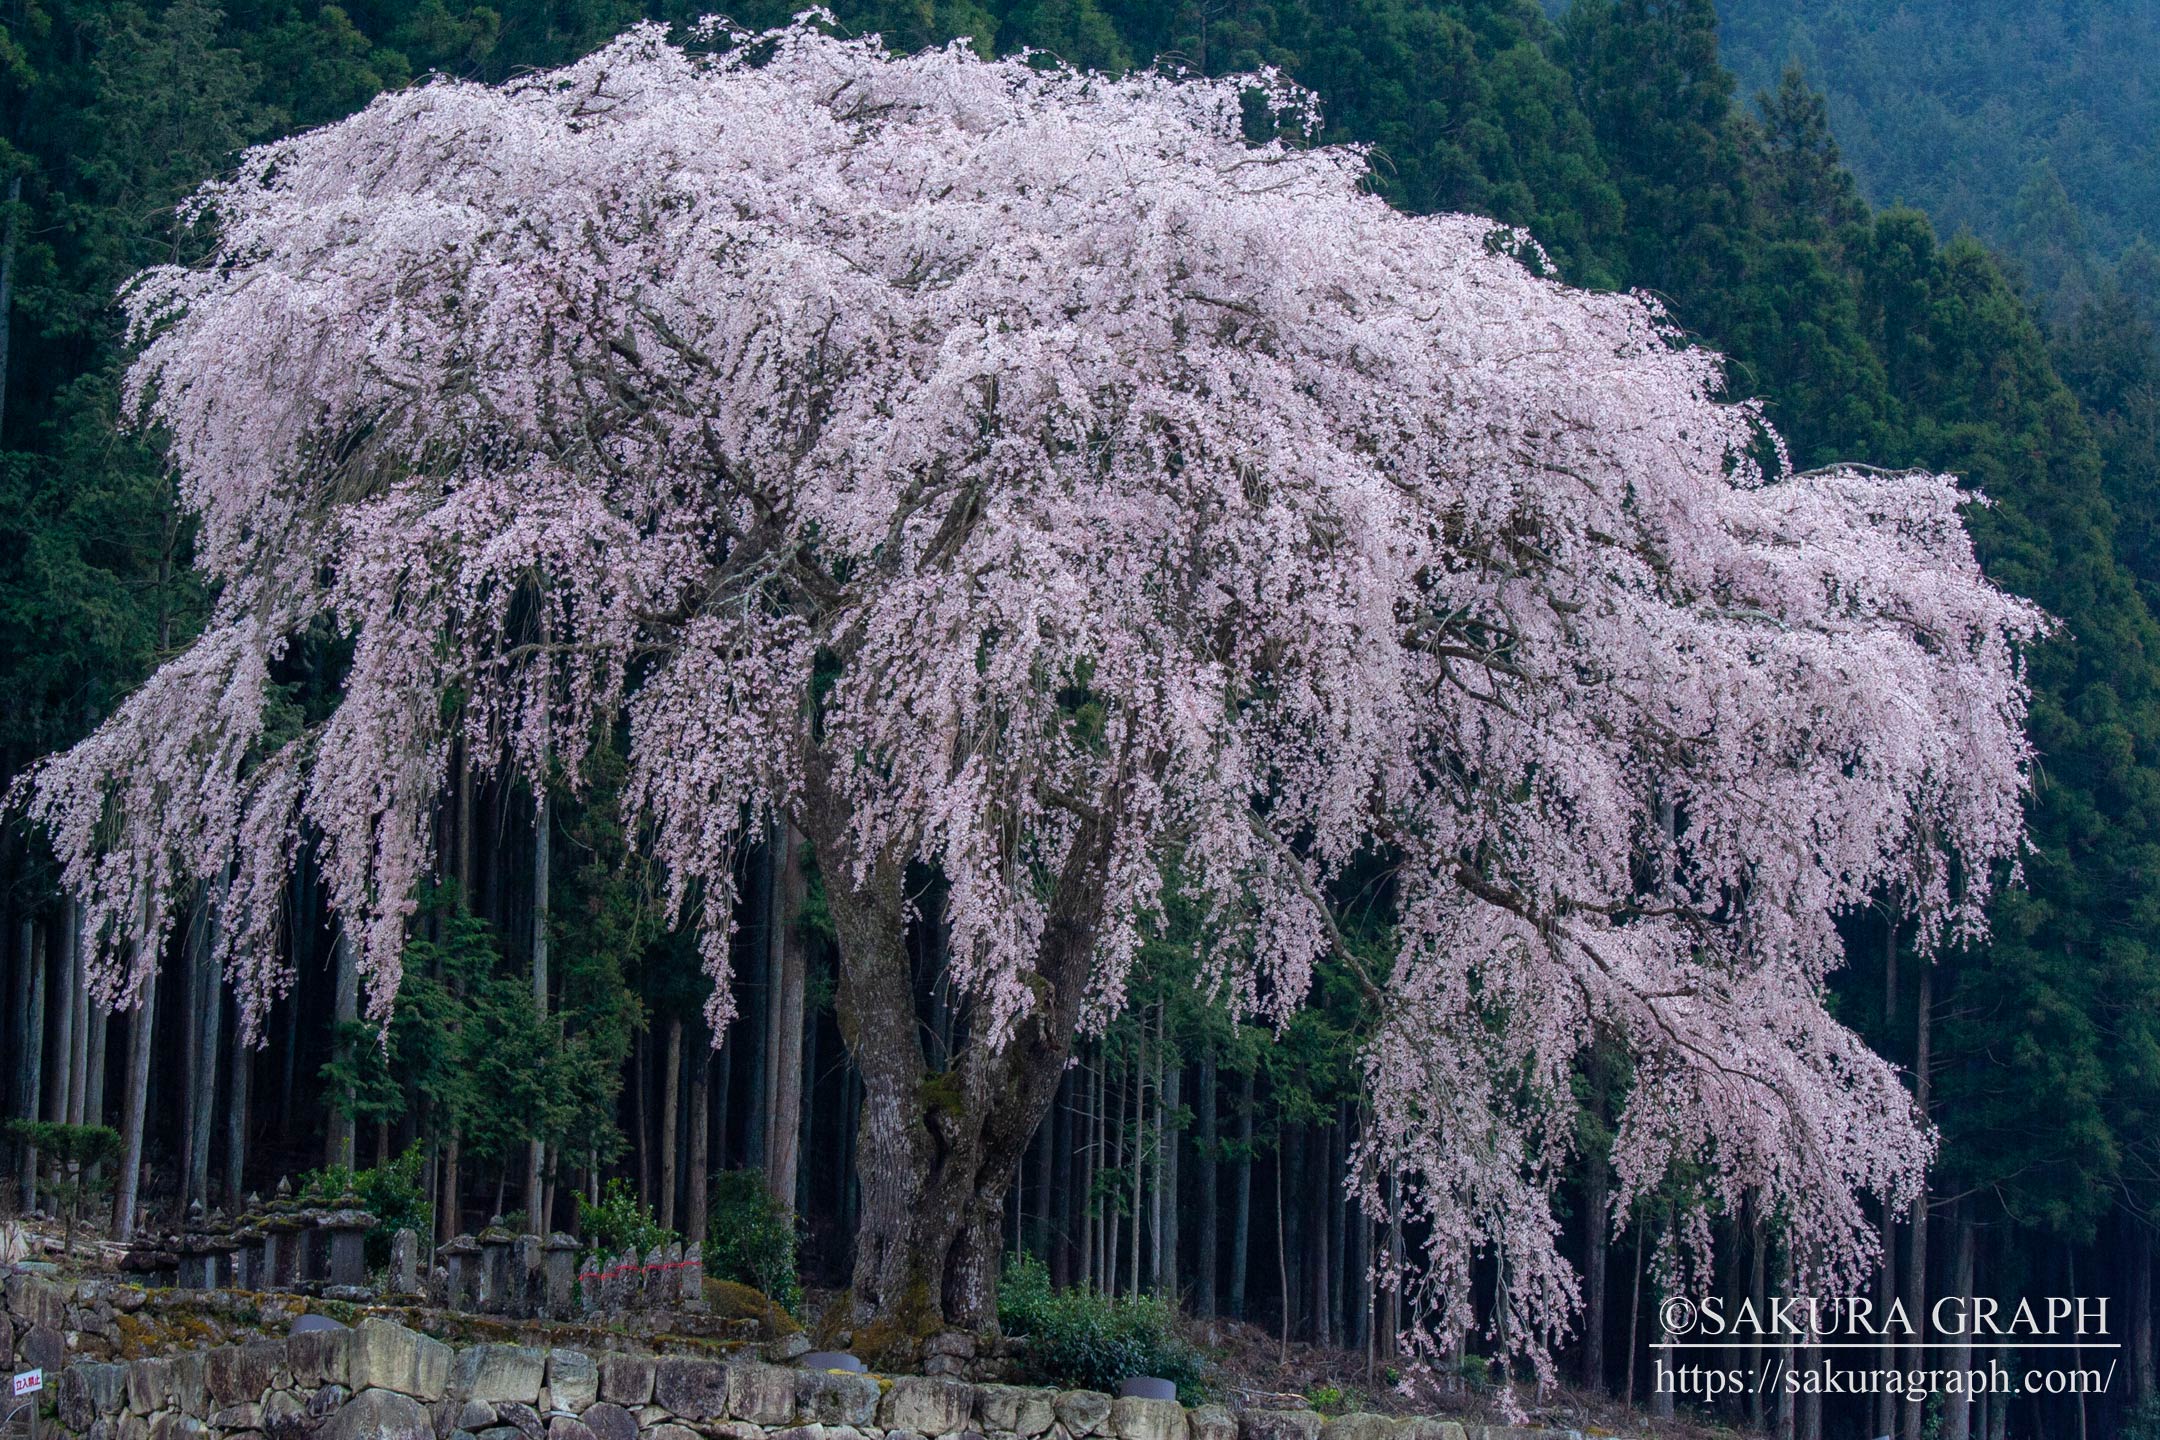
[803,748,1118,1342]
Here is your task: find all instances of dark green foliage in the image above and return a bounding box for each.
[1714,0,2160,316]
[577,1176,677,1256]
[997,1252,1207,1401]
[5,1121,121,1253]
[299,1147,434,1268]
[702,1169,801,1313]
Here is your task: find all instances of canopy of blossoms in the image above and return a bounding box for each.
[19,16,2044,1376]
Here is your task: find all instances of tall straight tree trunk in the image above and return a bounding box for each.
[1050,1072,1074,1285]
[2132,1214,2155,1403]
[1274,1135,1291,1361]
[1230,1068,1254,1320]
[1082,1049,1099,1289]
[1584,1145,1610,1392]
[744,843,772,1173]
[1901,960,1934,1440]
[526,778,549,1228]
[114,962,157,1238]
[660,1015,683,1232]
[1160,1056,1179,1300]
[1107,1039,1128,1293]
[1328,1108,1347,1338]
[1944,1202,1976,1440]
[8,914,32,1191]
[84,1006,109,1136]
[764,822,806,1208]
[1128,1019,1145,1295]
[685,1042,710,1248]
[798,1001,818,1217]
[633,1027,652,1205]
[189,886,223,1208]
[51,898,78,1133]
[1147,1005,1164,1293]
[67,908,92,1128]
[1799,1343,1822,1440]
[1196,1054,1217,1314]
[1625,1220,1643,1408]
[1312,1122,1334,1347]
[1749,1209,1768,1432]
[224,988,249,1204]
[1651,1206,1676,1420]
[327,930,357,1170]
[18,921,44,1208]
[1876,1196,1898,1438]
[0,173,22,441]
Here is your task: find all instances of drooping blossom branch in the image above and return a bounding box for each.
[16,15,2043,1377]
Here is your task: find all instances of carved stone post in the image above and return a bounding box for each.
[478,1218,516,1312]
[323,1193,377,1291]
[543,1233,579,1318]
[388,1228,423,1298]
[441,1234,481,1309]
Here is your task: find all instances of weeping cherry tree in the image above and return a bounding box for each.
[18,18,2045,1374]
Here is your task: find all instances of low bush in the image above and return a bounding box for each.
[298,1146,431,1269]
[577,1177,677,1257]
[703,1169,802,1313]
[997,1253,1207,1402]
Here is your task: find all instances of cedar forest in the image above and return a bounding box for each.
[0,3,2157,1440]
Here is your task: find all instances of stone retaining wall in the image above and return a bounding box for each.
[5,1269,1588,1440]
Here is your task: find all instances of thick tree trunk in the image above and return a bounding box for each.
[805,750,1117,1344]
[114,963,157,1238]
[764,823,806,1209]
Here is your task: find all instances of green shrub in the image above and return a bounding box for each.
[6,1120,120,1256]
[299,1146,432,1269]
[578,1178,677,1257]
[996,1253,1207,1402]
[703,1169,801,1313]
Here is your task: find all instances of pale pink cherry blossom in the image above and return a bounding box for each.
[16,16,2043,1375]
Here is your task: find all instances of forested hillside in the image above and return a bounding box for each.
[2,3,2158,1440]
[1712,0,2160,315]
